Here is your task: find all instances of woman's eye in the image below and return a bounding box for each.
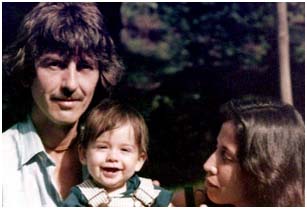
[221,150,233,162]
[223,155,232,161]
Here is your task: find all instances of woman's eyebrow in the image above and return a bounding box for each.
[223,146,235,156]
[217,140,237,157]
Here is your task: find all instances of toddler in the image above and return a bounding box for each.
[62,99,173,207]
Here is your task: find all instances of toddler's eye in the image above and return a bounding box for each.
[121,148,132,152]
[96,145,107,149]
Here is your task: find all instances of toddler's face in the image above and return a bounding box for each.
[80,122,146,192]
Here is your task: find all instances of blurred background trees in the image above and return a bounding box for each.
[3,2,304,188]
[116,2,304,187]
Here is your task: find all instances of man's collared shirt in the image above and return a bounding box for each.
[2,116,62,206]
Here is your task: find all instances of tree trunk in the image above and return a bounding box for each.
[277,2,293,105]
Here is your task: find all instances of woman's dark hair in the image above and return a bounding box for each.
[3,3,124,127]
[219,96,305,206]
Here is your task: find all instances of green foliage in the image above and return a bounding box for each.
[288,3,305,64]
[121,2,304,76]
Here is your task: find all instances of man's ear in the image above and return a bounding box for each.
[78,145,87,165]
[135,152,147,172]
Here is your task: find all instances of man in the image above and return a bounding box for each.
[2,3,124,206]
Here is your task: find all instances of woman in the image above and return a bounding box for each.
[203,96,305,206]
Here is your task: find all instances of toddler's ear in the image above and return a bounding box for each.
[135,152,147,172]
[78,145,87,165]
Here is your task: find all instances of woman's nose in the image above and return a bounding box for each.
[203,151,218,175]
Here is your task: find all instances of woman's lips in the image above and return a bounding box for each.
[206,178,219,189]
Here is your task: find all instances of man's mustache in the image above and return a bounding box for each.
[50,93,84,101]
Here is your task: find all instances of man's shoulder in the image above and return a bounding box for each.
[1,120,30,163]
[1,123,23,172]
[3,118,32,139]
[2,123,20,144]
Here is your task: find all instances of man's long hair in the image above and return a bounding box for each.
[3,3,124,129]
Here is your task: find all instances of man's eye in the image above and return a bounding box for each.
[49,61,60,66]
[47,61,65,69]
[78,61,94,70]
[37,59,61,68]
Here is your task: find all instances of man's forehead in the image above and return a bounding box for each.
[37,50,97,61]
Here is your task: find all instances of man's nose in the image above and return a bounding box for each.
[62,61,78,95]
